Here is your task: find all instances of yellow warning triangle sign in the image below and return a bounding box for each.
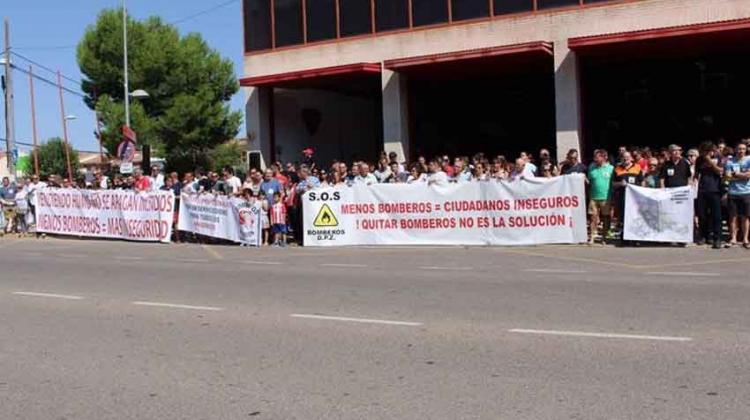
[313,204,339,227]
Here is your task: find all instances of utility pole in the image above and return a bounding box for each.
[122,0,130,127]
[3,18,15,176]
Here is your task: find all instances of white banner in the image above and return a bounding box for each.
[35,188,174,243]
[178,194,261,246]
[623,185,694,243]
[303,175,587,246]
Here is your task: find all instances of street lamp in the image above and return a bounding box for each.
[62,114,77,182]
[130,89,149,99]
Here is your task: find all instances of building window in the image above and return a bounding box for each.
[536,0,580,9]
[451,0,490,21]
[244,0,272,51]
[412,0,448,27]
[340,0,373,37]
[375,0,409,32]
[306,0,337,42]
[274,0,304,47]
[493,0,533,15]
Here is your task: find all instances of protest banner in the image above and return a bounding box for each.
[302,175,587,246]
[623,185,694,243]
[177,193,262,246]
[35,188,174,243]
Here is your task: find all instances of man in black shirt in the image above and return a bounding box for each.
[660,144,692,188]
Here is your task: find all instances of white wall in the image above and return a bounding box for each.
[272,89,380,166]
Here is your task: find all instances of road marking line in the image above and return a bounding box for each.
[202,245,224,260]
[290,314,422,326]
[13,291,84,300]
[132,301,224,311]
[321,263,368,268]
[418,266,471,271]
[645,272,720,277]
[115,256,143,261]
[509,329,692,342]
[524,269,588,274]
[58,254,84,259]
[242,261,282,266]
[174,259,210,263]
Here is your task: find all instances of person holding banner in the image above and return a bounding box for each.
[613,151,643,240]
[660,145,692,188]
[427,159,450,187]
[134,169,152,192]
[724,141,750,249]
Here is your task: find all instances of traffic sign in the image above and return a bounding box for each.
[120,162,134,174]
[117,139,136,162]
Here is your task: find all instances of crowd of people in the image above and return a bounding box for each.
[1,139,749,249]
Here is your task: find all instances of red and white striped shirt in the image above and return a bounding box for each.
[270,202,287,225]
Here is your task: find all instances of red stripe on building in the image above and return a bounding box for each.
[383,41,553,69]
[240,62,382,87]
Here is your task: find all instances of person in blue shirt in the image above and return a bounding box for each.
[0,177,17,200]
[725,141,750,248]
[260,169,282,206]
[295,166,320,194]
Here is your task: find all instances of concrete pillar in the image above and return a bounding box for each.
[381,69,410,163]
[553,44,583,162]
[245,86,273,169]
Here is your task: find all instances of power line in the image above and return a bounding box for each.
[170,0,240,25]
[0,138,35,148]
[10,51,82,86]
[9,64,86,98]
[14,45,77,51]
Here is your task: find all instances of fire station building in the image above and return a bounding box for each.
[240,0,750,166]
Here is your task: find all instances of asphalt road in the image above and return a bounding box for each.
[1,237,749,419]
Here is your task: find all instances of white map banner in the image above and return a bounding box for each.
[623,185,694,243]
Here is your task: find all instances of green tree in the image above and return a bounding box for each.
[36,138,80,180]
[77,9,242,173]
[210,141,244,173]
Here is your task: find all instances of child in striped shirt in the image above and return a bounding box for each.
[270,191,287,247]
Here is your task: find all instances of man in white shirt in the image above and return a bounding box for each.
[222,166,242,195]
[454,156,472,183]
[427,159,449,187]
[510,158,535,181]
[388,151,406,174]
[356,163,378,186]
[94,170,109,190]
[149,165,165,190]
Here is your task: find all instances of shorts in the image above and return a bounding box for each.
[272,224,287,234]
[728,195,750,218]
[588,199,611,217]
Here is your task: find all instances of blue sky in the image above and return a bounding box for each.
[2,0,245,152]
